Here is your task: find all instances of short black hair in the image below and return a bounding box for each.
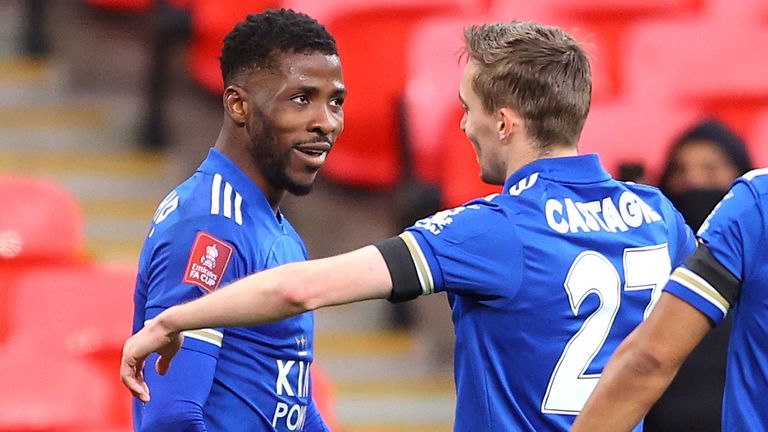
[220,9,338,85]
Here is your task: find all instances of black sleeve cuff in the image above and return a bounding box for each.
[684,243,741,307]
[374,236,422,303]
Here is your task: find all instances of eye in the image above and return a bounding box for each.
[330,97,345,108]
[291,94,310,105]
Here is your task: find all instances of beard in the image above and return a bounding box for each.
[470,137,505,186]
[248,112,314,196]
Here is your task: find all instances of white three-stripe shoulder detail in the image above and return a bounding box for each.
[210,173,244,225]
[211,173,222,215]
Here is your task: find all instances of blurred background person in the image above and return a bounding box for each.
[645,118,753,432]
[659,118,754,231]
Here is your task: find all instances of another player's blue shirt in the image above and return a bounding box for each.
[663,168,768,431]
[132,148,326,431]
[399,155,695,431]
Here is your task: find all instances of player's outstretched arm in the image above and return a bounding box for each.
[571,293,713,432]
[121,245,393,400]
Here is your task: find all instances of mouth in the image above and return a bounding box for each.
[293,141,331,169]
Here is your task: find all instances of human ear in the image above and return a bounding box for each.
[223,86,248,126]
[497,107,522,140]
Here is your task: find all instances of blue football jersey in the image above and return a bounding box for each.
[663,168,768,431]
[400,155,695,431]
[133,149,319,431]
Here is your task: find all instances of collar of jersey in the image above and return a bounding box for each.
[199,148,284,223]
[502,153,611,194]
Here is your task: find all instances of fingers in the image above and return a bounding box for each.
[120,324,184,402]
[120,350,150,402]
[156,354,172,376]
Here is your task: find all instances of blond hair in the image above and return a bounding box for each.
[463,21,592,148]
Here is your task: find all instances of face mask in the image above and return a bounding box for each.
[668,188,729,231]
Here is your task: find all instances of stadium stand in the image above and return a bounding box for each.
[0,350,112,432]
[704,0,768,23]
[622,17,768,131]
[7,263,137,429]
[438,107,499,207]
[0,176,85,344]
[540,0,700,14]
[7,0,768,430]
[293,1,483,189]
[578,100,703,182]
[85,0,152,13]
[85,0,189,14]
[402,16,479,187]
[747,110,768,167]
[187,0,278,94]
[283,0,481,28]
[0,175,84,264]
[310,364,338,431]
[0,176,123,428]
[489,0,702,101]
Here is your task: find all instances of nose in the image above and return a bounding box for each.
[460,112,467,132]
[682,168,709,190]
[309,105,341,137]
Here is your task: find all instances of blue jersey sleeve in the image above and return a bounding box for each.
[698,181,761,281]
[144,214,246,354]
[403,201,523,305]
[664,181,762,323]
[137,214,248,429]
[137,351,217,431]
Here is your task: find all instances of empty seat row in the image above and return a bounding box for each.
[0,176,135,430]
[0,175,340,431]
[84,0,768,201]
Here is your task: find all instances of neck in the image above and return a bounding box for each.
[505,142,579,180]
[213,121,285,214]
[539,144,579,159]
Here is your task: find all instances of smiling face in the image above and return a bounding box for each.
[239,51,346,196]
[459,61,507,185]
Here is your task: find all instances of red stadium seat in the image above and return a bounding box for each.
[283,0,480,27]
[488,0,701,103]
[8,263,137,429]
[403,16,480,186]
[316,4,475,189]
[85,0,189,13]
[438,106,500,208]
[0,176,85,343]
[622,19,768,135]
[746,110,768,168]
[0,175,84,264]
[85,0,152,13]
[578,98,703,182]
[187,0,280,94]
[511,0,701,16]
[0,347,112,431]
[704,0,768,23]
[311,363,338,431]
